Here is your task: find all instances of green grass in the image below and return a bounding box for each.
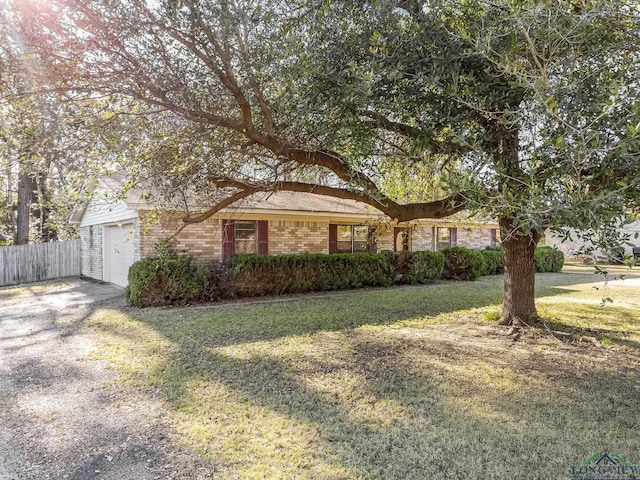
[87,267,640,479]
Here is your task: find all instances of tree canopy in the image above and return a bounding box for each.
[5,0,640,322]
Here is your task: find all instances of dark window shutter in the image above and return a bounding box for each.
[368,227,377,253]
[257,220,269,255]
[222,219,235,258]
[451,227,458,247]
[393,227,400,252]
[329,224,337,254]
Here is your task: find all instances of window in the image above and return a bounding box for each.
[436,227,457,251]
[330,225,374,253]
[235,220,257,254]
[394,227,411,252]
[222,220,268,257]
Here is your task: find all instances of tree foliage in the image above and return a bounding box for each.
[5,0,640,322]
[1,6,135,243]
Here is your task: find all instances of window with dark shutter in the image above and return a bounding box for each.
[222,219,235,257]
[353,226,369,252]
[223,220,269,257]
[330,224,376,253]
[257,220,269,255]
[234,220,257,254]
[329,224,338,254]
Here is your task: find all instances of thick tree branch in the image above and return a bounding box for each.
[360,111,474,155]
[209,179,465,222]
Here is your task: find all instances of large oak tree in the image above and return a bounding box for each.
[8,0,640,324]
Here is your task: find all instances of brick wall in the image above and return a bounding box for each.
[374,225,394,251]
[412,225,434,251]
[139,211,222,264]
[140,216,386,260]
[141,217,333,260]
[80,225,103,280]
[138,211,499,262]
[376,224,497,252]
[269,220,329,255]
[457,227,497,250]
[374,225,433,252]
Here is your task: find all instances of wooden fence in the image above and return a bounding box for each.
[0,240,81,287]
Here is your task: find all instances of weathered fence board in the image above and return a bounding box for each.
[0,240,81,287]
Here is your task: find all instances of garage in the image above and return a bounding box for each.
[104,223,135,287]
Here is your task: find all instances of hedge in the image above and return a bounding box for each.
[228,252,392,296]
[124,244,563,307]
[479,249,505,275]
[442,247,486,281]
[534,246,564,273]
[478,247,564,275]
[382,250,444,284]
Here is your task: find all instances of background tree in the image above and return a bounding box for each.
[1,8,125,244]
[8,0,640,324]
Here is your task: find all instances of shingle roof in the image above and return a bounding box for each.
[101,175,380,216]
[228,191,380,215]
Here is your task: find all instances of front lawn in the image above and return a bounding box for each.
[87,266,640,479]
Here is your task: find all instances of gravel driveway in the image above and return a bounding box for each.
[0,280,201,480]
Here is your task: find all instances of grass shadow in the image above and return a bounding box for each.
[84,268,640,477]
[91,307,640,478]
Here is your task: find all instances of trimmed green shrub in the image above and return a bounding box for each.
[442,247,486,281]
[198,261,233,301]
[381,250,444,284]
[407,251,445,284]
[479,249,504,275]
[227,252,393,296]
[386,250,413,284]
[126,244,202,307]
[534,246,564,273]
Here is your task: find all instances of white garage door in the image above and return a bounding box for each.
[105,224,134,287]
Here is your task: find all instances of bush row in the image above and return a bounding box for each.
[477,246,564,275]
[229,252,393,297]
[125,245,564,307]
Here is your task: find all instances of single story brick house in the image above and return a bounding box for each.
[70,177,499,287]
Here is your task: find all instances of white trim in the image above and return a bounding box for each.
[102,225,110,283]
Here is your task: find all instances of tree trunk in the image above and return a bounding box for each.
[15,170,37,245]
[499,217,541,326]
[34,171,56,242]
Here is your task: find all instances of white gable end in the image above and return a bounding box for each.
[79,184,138,227]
